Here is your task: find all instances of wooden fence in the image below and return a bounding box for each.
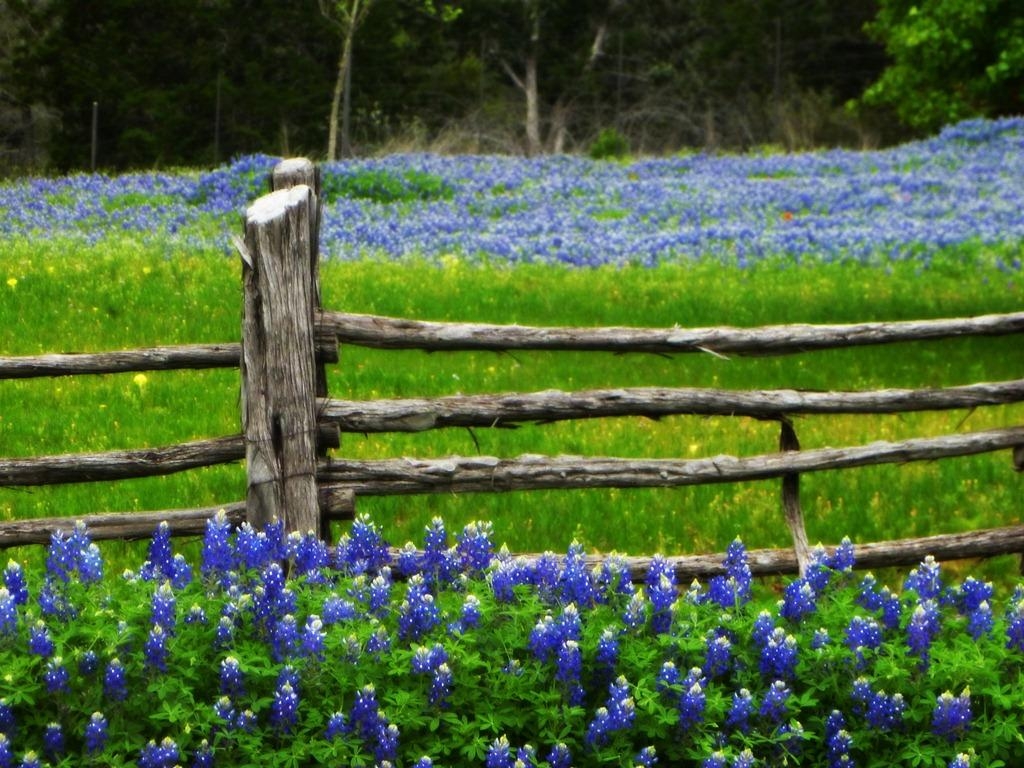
[2,157,1023,580]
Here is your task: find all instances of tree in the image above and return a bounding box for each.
[320,0,376,161]
[857,0,1024,131]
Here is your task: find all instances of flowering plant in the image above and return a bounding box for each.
[0,513,1021,767]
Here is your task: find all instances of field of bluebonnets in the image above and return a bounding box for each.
[0,118,1023,767]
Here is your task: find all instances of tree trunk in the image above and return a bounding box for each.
[524,51,540,156]
[327,24,356,161]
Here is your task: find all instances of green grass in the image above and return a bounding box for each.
[1,236,1022,580]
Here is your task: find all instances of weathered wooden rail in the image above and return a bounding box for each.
[1,156,1021,580]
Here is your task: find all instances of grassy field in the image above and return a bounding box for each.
[2,236,1021,580]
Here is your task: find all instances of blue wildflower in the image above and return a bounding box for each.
[903,556,943,601]
[18,751,40,768]
[703,631,733,678]
[43,657,70,694]
[596,626,620,673]
[84,712,108,755]
[3,562,27,606]
[947,754,971,768]
[635,746,658,767]
[812,628,831,650]
[555,640,584,705]
[192,739,215,768]
[486,735,513,768]
[322,594,357,624]
[292,530,330,581]
[143,625,168,673]
[325,711,348,740]
[702,752,727,768]
[141,522,175,581]
[828,537,856,571]
[0,590,16,637]
[760,628,798,680]
[845,615,883,668]
[150,581,176,633]
[270,681,299,734]
[0,734,11,768]
[398,574,441,641]
[138,737,180,768]
[732,749,756,768]
[219,656,245,697]
[932,688,972,743]
[622,591,648,631]
[967,601,993,640]
[368,570,392,617]
[678,668,706,731]
[825,710,853,768]
[200,509,234,581]
[336,513,391,574]
[429,663,453,708]
[759,680,791,723]
[752,610,775,646]
[103,659,128,701]
[456,520,494,574]
[907,599,941,669]
[645,555,676,634]
[1006,600,1024,652]
[559,541,597,607]
[42,723,64,761]
[78,649,98,676]
[780,578,818,623]
[725,688,753,734]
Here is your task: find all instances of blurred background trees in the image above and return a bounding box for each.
[0,0,1018,173]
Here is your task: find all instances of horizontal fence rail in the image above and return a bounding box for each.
[317,425,1024,496]
[322,309,1024,355]
[319,379,1024,432]
[4,311,1021,380]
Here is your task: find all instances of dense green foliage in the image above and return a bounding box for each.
[858,0,1024,131]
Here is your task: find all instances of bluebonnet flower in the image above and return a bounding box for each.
[351,684,381,740]
[143,624,168,673]
[702,753,727,768]
[645,555,676,634]
[367,627,391,657]
[138,737,180,768]
[634,746,658,767]
[104,658,128,701]
[457,593,482,631]
[150,581,176,633]
[200,509,234,581]
[322,594,357,624]
[0,734,11,768]
[214,696,237,727]
[78,649,98,676]
[43,657,70,694]
[271,680,299,733]
[677,668,706,731]
[270,614,299,663]
[828,537,856,571]
[856,574,882,611]
[412,758,434,768]
[429,663,453,708]
[559,542,597,607]
[732,749,755,768]
[907,599,941,669]
[169,553,191,589]
[752,610,775,647]
[967,601,993,640]
[545,743,572,768]
[42,723,64,760]
[825,710,853,768]
[932,688,972,743]
[301,615,325,660]
[596,626,620,672]
[18,751,39,768]
[486,735,513,768]
[0,590,15,637]
[4,562,28,605]
[292,530,330,581]
[725,688,753,733]
[903,556,943,601]
[703,631,733,678]
[456,520,494,574]
[336,513,391,574]
[947,754,971,768]
[555,640,584,705]
[656,661,680,693]
[368,570,393,617]
[215,615,235,650]
[398,575,440,641]
[845,615,883,668]
[1006,599,1024,652]
[956,577,993,613]
[759,680,791,723]
[44,530,76,583]
[375,719,400,763]
[141,522,175,582]
[220,656,245,697]
[852,678,906,732]
[421,516,459,587]
[760,628,799,680]
[812,628,831,650]
[606,676,635,730]
[0,698,14,735]
[706,537,752,609]
[596,555,635,603]
[780,578,818,623]
[622,590,648,631]
[325,711,348,740]
[192,739,215,768]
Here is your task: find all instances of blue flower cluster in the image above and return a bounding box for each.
[2,119,1023,270]
[0,511,1018,767]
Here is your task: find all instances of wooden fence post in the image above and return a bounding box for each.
[240,184,321,537]
[780,417,811,575]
